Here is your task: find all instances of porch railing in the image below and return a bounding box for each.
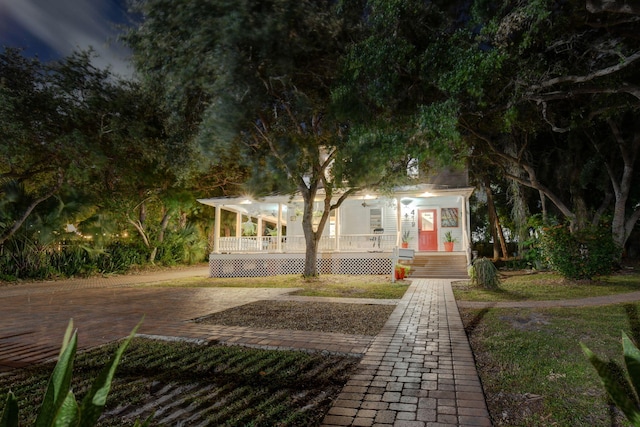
[217,233,396,253]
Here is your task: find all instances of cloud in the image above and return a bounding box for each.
[0,0,134,77]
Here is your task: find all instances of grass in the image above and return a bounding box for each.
[156,274,409,299]
[453,271,640,302]
[456,270,640,426]
[461,304,636,426]
[0,338,360,426]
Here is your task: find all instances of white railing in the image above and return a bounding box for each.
[217,233,396,253]
[338,234,396,251]
[219,236,279,252]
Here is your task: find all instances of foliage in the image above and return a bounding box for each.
[540,225,621,280]
[0,239,151,281]
[444,231,457,243]
[469,257,500,289]
[124,0,444,277]
[0,48,141,245]
[97,241,150,273]
[154,225,208,265]
[582,331,640,426]
[401,230,412,243]
[0,319,148,427]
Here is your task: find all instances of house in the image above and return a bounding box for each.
[197,169,473,278]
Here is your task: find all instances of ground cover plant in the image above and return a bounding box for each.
[0,339,359,426]
[453,271,640,302]
[157,274,409,299]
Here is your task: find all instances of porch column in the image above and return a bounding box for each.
[463,195,472,264]
[214,205,221,253]
[277,202,283,252]
[396,197,402,246]
[257,217,263,250]
[235,212,242,238]
[335,206,341,251]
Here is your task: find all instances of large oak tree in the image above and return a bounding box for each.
[125,0,428,276]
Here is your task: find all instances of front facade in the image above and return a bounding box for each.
[198,179,474,278]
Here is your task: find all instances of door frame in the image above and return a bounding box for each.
[418,209,438,251]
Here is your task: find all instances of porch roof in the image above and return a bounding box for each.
[197,184,474,213]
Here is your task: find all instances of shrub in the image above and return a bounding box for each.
[469,257,500,289]
[540,225,621,280]
[156,225,208,265]
[49,244,100,277]
[98,240,149,273]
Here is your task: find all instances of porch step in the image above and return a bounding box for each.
[405,254,469,279]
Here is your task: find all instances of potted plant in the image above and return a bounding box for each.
[443,231,457,252]
[401,230,412,248]
[395,263,410,280]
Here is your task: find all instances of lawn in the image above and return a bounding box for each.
[156,274,409,299]
[453,270,640,301]
[456,270,640,426]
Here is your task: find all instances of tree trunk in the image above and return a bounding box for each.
[484,179,508,259]
[301,196,319,277]
[539,190,547,224]
[596,121,640,252]
[149,210,172,264]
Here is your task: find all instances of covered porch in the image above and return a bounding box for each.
[197,185,474,277]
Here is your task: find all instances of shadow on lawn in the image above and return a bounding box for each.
[624,304,640,344]
[463,306,495,334]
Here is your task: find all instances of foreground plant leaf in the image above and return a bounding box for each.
[1,318,144,427]
[623,331,640,400]
[582,333,640,426]
[0,392,19,427]
[78,318,143,427]
[34,321,78,427]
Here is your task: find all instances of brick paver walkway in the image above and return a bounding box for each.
[321,279,491,427]
[1,270,492,426]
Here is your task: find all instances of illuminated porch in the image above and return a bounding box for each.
[198,184,474,277]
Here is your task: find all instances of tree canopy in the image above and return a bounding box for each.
[124,0,447,276]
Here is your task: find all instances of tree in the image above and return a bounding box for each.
[0,48,136,245]
[473,0,640,251]
[381,0,640,254]
[125,0,424,276]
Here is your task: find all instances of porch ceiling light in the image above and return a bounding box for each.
[363,194,375,199]
[420,192,434,197]
[240,199,252,204]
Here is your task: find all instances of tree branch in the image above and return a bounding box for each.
[526,84,640,103]
[586,0,640,15]
[0,172,64,246]
[528,51,640,91]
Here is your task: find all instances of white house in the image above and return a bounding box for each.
[198,170,473,278]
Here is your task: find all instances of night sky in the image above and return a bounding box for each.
[0,0,135,77]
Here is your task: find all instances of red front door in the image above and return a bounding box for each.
[418,209,438,251]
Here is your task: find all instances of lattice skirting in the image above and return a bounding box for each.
[209,253,392,277]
